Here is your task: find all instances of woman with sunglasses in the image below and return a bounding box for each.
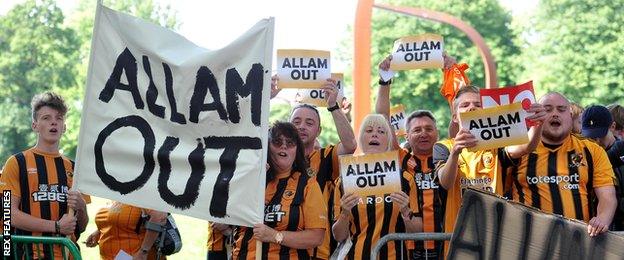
[233,121,327,260]
[332,114,423,260]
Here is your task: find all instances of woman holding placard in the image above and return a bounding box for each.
[233,121,327,260]
[332,114,422,260]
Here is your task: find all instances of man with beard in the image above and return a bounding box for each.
[287,78,357,259]
[510,93,617,236]
[376,57,445,259]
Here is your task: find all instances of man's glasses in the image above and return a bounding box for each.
[271,137,296,148]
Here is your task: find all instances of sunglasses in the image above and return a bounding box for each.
[271,137,296,148]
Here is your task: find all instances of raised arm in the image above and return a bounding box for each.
[374,55,401,150]
[322,79,356,155]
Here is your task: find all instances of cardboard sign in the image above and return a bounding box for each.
[74,4,273,227]
[295,73,344,107]
[389,105,406,136]
[460,103,529,152]
[277,49,330,89]
[480,81,536,126]
[340,151,402,198]
[449,189,624,259]
[390,34,444,71]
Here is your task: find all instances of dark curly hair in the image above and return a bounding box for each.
[267,121,308,183]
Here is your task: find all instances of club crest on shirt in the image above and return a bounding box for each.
[482,152,494,168]
[306,167,316,177]
[569,153,586,168]
[283,190,295,200]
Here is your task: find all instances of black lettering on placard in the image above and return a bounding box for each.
[189,66,228,123]
[404,51,431,62]
[163,62,187,124]
[143,56,165,118]
[310,89,325,99]
[291,69,319,80]
[203,136,263,218]
[94,115,155,194]
[225,64,263,126]
[157,137,205,210]
[448,189,624,259]
[94,120,264,213]
[101,48,265,126]
[99,48,144,109]
[448,191,486,260]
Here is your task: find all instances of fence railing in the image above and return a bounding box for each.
[10,235,82,260]
[370,232,452,260]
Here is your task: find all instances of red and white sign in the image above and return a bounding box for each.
[480,81,536,127]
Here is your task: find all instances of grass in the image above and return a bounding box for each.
[79,197,208,259]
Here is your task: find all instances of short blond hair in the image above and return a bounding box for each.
[570,102,584,119]
[358,114,393,152]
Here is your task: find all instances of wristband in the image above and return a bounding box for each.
[327,102,340,112]
[379,78,392,86]
[55,221,60,234]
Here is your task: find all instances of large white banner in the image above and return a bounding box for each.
[74,4,273,227]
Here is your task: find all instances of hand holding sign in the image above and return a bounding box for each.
[378,55,396,82]
[452,128,478,155]
[270,75,281,99]
[339,193,359,213]
[524,103,547,125]
[389,191,410,215]
[321,78,339,107]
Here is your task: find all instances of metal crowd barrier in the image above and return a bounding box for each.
[10,235,82,260]
[370,232,452,260]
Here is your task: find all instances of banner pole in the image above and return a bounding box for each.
[256,240,262,260]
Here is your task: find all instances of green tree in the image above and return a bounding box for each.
[337,0,521,139]
[520,0,624,105]
[0,0,80,163]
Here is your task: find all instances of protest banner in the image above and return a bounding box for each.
[74,4,273,227]
[339,151,401,198]
[390,34,444,71]
[389,105,406,136]
[480,81,536,126]
[277,49,331,89]
[460,103,528,152]
[449,189,624,259]
[295,73,344,107]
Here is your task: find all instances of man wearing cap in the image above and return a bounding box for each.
[581,105,624,230]
[509,92,617,236]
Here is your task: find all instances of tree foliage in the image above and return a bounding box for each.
[0,0,80,162]
[0,0,179,163]
[520,0,624,105]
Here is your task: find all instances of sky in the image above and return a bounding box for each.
[0,0,538,72]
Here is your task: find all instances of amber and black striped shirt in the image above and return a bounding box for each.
[510,135,615,222]
[233,171,327,260]
[308,144,340,259]
[0,148,79,259]
[400,149,446,253]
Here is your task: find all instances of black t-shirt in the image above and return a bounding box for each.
[607,140,624,168]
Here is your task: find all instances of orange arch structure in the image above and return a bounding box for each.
[353,0,498,133]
